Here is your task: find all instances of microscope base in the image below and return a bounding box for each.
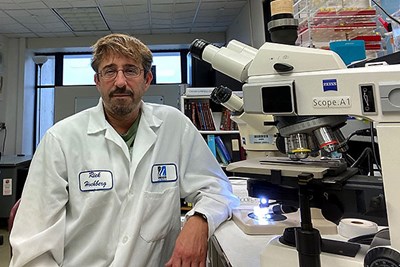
[261,236,366,267]
[232,208,338,235]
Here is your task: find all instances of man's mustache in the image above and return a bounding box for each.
[109,87,134,97]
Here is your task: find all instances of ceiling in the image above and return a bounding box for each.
[0,0,248,38]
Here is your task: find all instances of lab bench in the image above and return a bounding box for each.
[0,155,31,218]
[209,220,274,267]
[209,219,376,267]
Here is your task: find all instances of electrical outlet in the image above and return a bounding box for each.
[0,122,5,130]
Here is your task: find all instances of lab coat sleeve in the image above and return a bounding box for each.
[180,121,240,237]
[9,131,69,267]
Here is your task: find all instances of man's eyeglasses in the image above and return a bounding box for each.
[98,66,144,80]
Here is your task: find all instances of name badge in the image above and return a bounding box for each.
[151,163,178,183]
[79,170,113,192]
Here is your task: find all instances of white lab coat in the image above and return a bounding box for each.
[9,99,239,267]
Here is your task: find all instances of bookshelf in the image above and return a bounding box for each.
[181,94,246,166]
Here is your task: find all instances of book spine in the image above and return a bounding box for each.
[196,101,206,130]
[215,136,232,163]
[203,102,215,130]
[190,101,198,129]
[215,145,228,165]
[207,134,217,157]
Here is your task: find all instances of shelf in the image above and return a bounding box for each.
[181,95,238,132]
[293,0,383,53]
[200,130,239,134]
[180,94,245,165]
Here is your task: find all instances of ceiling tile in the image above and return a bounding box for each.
[0,0,247,38]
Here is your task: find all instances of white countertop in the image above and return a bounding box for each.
[213,220,275,267]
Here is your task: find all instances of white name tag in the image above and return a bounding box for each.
[151,163,178,183]
[79,170,113,192]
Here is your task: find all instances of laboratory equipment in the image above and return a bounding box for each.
[190,38,400,266]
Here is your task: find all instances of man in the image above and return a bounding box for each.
[9,33,239,267]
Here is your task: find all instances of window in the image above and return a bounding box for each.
[152,52,182,84]
[63,54,95,85]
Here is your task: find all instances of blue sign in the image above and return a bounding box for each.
[323,79,338,91]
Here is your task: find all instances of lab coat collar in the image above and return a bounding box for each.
[86,99,163,164]
[87,98,108,135]
[140,101,163,129]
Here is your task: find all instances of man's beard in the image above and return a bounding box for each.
[111,103,133,117]
[108,86,137,117]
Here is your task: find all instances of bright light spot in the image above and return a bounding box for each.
[260,197,268,205]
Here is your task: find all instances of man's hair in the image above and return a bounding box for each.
[91,33,153,74]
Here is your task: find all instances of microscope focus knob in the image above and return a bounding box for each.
[364,246,400,267]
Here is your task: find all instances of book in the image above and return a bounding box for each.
[215,136,232,163]
[190,101,199,129]
[215,145,229,165]
[219,107,238,130]
[202,101,216,130]
[196,101,206,130]
[186,99,216,131]
[207,135,217,157]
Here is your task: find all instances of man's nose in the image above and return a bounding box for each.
[114,70,127,86]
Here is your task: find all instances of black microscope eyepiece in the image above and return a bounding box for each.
[210,85,232,105]
[189,39,210,61]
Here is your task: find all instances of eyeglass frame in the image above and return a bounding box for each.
[97,65,145,80]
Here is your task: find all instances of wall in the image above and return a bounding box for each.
[226,0,266,48]
[0,35,7,126]
[2,38,35,156]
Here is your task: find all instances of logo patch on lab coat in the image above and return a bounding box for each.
[79,170,113,191]
[151,163,178,183]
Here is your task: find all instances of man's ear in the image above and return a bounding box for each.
[94,73,99,85]
[145,70,153,86]
[94,73,102,93]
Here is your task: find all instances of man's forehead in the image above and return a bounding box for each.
[100,53,140,68]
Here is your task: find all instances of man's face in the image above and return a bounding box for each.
[94,53,152,119]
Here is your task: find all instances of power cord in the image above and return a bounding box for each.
[369,122,382,175]
[338,123,381,176]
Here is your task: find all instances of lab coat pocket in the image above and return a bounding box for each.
[140,186,179,242]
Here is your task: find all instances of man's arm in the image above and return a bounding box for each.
[9,132,68,267]
[165,214,208,267]
[166,115,240,266]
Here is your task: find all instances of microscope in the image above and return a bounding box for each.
[190,37,400,266]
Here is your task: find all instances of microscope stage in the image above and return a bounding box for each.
[232,208,338,235]
[226,157,346,179]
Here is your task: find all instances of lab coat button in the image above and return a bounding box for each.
[122,236,129,243]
